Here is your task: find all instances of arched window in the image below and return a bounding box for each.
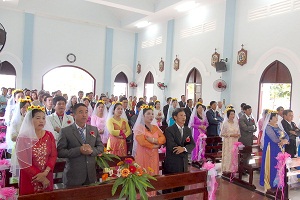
[258,60,292,117]
[43,66,95,97]
[186,68,202,102]
[113,72,128,97]
[144,71,154,99]
[0,61,16,88]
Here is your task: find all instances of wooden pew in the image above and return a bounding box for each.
[237,145,261,188]
[18,170,208,200]
[159,152,165,174]
[205,136,222,163]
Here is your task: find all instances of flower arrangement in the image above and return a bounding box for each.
[96,147,120,170]
[202,161,218,200]
[112,158,156,200]
[129,82,137,88]
[157,82,167,90]
[0,187,17,200]
[0,159,17,199]
[27,105,45,112]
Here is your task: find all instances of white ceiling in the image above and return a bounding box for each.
[0,0,221,31]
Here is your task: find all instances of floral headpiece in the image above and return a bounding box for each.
[83,96,90,101]
[140,104,154,110]
[155,100,160,103]
[172,98,177,101]
[225,107,235,113]
[97,100,105,104]
[112,101,122,105]
[226,104,234,109]
[19,97,32,103]
[12,89,23,95]
[267,110,278,114]
[27,105,46,112]
[196,102,202,105]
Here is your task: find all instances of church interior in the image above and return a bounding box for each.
[1,0,300,199]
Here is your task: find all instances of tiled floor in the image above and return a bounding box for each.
[247,171,300,200]
[184,178,271,200]
[185,165,300,199]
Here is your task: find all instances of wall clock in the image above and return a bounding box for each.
[67,53,76,63]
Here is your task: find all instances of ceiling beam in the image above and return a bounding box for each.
[85,0,154,15]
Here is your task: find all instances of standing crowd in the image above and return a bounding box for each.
[0,87,297,197]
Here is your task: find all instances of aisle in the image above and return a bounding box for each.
[184,178,270,200]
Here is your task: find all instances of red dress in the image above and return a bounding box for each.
[19,131,57,195]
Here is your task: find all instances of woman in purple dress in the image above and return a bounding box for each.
[91,100,108,144]
[188,102,208,166]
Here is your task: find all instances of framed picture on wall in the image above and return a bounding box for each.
[159,57,164,72]
[237,44,247,66]
[174,55,180,71]
[211,49,220,67]
[137,61,141,74]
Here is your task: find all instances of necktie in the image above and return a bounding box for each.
[179,127,183,139]
[78,128,85,143]
[248,118,251,123]
[47,110,51,115]
[59,116,63,124]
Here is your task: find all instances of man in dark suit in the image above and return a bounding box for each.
[120,97,135,127]
[44,95,55,116]
[178,95,186,108]
[238,105,257,146]
[184,99,193,126]
[206,101,223,137]
[57,103,104,187]
[120,97,135,154]
[162,97,172,126]
[282,109,300,158]
[163,108,195,200]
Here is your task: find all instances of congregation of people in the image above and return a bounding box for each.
[0,86,298,197]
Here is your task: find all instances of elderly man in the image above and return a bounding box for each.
[57,103,104,187]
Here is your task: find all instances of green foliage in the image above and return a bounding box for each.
[95,151,120,169]
[270,84,291,100]
[111,158,157,200]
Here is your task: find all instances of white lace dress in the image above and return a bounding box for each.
[221,120,240,172]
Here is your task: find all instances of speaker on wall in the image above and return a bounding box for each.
[216,61,227,72]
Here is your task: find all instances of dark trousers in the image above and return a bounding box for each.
[285,139,296,158]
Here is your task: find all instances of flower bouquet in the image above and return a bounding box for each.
[112,158,157,200]
[96,147,120,169]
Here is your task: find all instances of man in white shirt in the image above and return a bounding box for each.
[216,101,224,117]
[277,106,284,124]
[77,91,84,103]
[48,96,74,142]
